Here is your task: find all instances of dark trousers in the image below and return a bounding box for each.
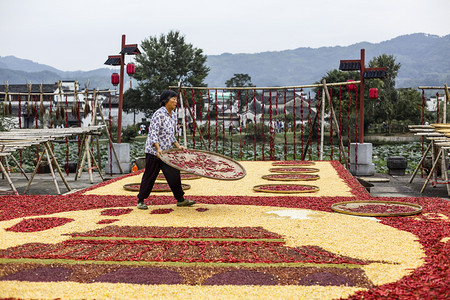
[137,153,184,203]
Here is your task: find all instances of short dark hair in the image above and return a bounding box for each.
[159,90,177,107]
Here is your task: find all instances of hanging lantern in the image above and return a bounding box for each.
[126,63,135,77]
[111,73,120,86]
[369,88,379,99]
[346,79,355,91]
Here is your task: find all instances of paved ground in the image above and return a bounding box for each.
[0,171,120,196]
[0,169,449,200]
[361,172,450,199]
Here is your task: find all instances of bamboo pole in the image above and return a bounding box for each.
[87,141,104,181]
[24,147,45,194]
[322,80,347,164]
[409,141,432,183]
[420,147,442,193]
[3,81,8,116]
[319,87,325,160]
[93,89,101,171]
[0,89,116,96]
[95,99,124,173]
[170,81,362,91]
[75,134,87,180]
[301,99,321,160]
[27,82,32,117]
[0,155,18,195]
[177,82,188,148]
[418,86,449,90]
[445,84,450,104]
[44,146,61,194]
[86,136,93,183]
[177,83,207,150]
[44,141,71,192]
[7,151,29,181]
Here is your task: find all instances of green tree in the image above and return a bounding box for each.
[316,69,360,135]
[134,30,210,111]
[395,88,423,124]
[367,54,401,133]
[225,73,256,113]
[225,73,255,87]
[123,88,145,124]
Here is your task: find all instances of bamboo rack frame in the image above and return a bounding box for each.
[170,80,361,91]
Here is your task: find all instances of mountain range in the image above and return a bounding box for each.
[1,33,449,89]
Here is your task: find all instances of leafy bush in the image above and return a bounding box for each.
[121,124,139,142]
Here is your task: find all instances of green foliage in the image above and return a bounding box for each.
[316,69,360,135]
[134,30,210,110]
[123,88,146,115]
[225,73,255,87]
[394,88,423,124]
[121,124,139,142]
[368,54,401,133]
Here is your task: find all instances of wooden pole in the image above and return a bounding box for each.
[359,49,365,143]
[177,87,207,151]
[177,82,188,148]
[170,81,362,91]
[117,34,126,143]
[8,152,29,181]
[319,88,325,160]
[301,100,321,160]
[445,84,450,104]
[44,146,61,194]
[409,141,432,183]
[96,99,124,173]
[0,156,18,195]
[322,80,347,164]
[24,148,45,194]
[44,141,71,191]
[75,134,88,180]
[421,147,443,193]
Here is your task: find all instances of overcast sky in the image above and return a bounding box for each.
[1,0,449,71]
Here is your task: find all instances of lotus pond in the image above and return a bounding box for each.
[8,139,425,175]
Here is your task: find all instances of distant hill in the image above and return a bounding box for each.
[0,56,114,89]
[1,33,449,89]
[205,33,450,88]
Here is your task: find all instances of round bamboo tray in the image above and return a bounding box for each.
[160,148,246,180]
[253,184,319,194]
[331,200,422,217]
[123,183,191,192]
[269,167,319,173]
[272,161,316,166]
[155,173,202,181]
[261,173,320,181]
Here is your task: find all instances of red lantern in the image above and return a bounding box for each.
[126,63,135,77]
[346,79,355,91]
[111,73,119,86]
[369,88,379,99]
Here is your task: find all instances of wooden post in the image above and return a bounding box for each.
[24,148,45,194]
[359,49,365,143]
[75,134,88,180]
[322,80,347,164]
[409,141,432,183]
[96,100,124,173]
[117,34,126,143]
[178,82,188,148]
[44,146,61,194]
[44,141,71,191]
[421,147,443,193]
[0,154,18,195]
[319,88,325,160]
